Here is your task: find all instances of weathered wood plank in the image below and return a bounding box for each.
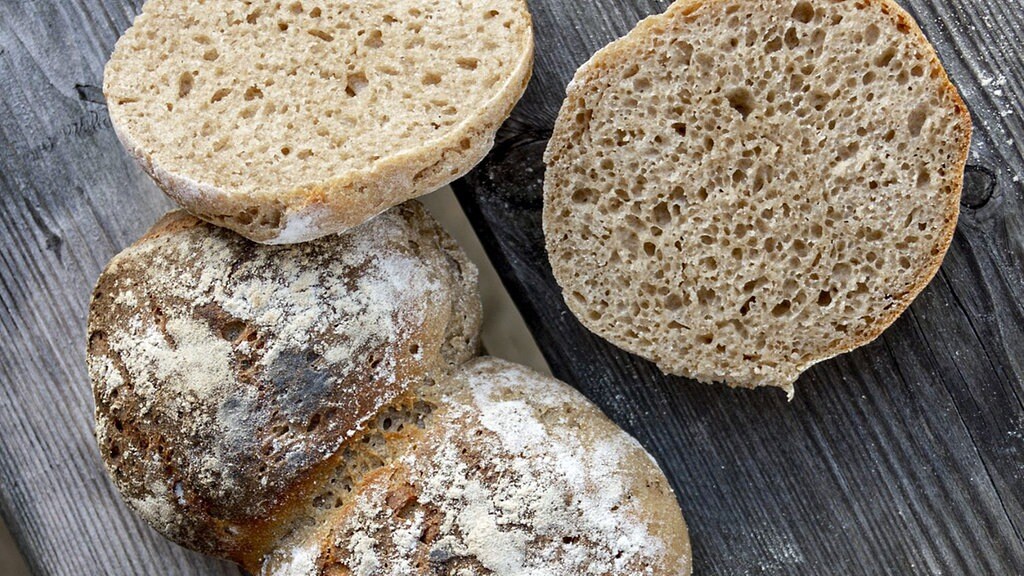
[0,0,240,573]
[454,0,1024,573]
[1,0,1022,574]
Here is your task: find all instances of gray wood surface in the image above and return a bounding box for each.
[0,0,240,573]
[0,0,1020,575]
[453,0,1024,574]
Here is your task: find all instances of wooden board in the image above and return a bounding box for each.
[0,0,1020,574]
[452,0,1024,574]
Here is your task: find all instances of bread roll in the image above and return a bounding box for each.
[262,358,692,576]
[104,0,533,243]
[87,202,481,566]
[543,0,971,394]
[88,207,690,575]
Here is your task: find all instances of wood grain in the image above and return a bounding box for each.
[453,0,1024,574]
[0,0,1021,574]
[0,0,239,573]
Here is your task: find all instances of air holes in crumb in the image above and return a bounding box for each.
[203,48,219,61]
[278,21,289,31]
[244,86,263,100]
[908,105,928,136]
[346,72,368,97]
[571,188,596,204]
[422,72,442,85]
[791,1,814,23]
[281,146,291,156]
[309,29,334,41]
[864,23,880,45]
[817,291,832,306]
[306,413,321,432]
[365,30,383,48]
[221,320,246,342]
[771,300,792,317]
[784,27,799,48]
[456,57,479,70]
[178,72,194,98]
[672,122,687,137]
[726,87,754,119]
[916,168,931,187]
[652,202,671,225]
[665,293,683,310]
[289,2,303,14]
[310,7,321,17]
[875,46,896,67]
[210,88,231,103]
[484,9,499,19]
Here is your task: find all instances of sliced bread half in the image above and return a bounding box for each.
[104,0,533,243]
[543,0,971,394]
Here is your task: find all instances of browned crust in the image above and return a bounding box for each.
[278,357,691,576]
[88,202,482,564]
[543,0,973,393]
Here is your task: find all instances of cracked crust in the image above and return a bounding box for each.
[87,202,481,565]
[261,358,691,576]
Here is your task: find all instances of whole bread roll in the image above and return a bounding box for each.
[543,0,971,395]
[262,358,692,576]
[103,0,534,243]
[88,206,691,574]
[87,202,481,566]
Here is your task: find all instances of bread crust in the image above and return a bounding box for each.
[543,0,972,394]
[262,358,692,576]
[88,212,691,573]
[105,0,534,244]
[87,202,481,564]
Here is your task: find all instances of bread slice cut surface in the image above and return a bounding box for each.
[543,0,971,394]
[104,0,533,243]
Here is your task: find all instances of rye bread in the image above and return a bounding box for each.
[88,207,690,575]
[543,0,971,394]
[87,202,481,565]
[104,0,533,243]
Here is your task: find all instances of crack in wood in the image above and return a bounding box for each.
[74,83,106,106]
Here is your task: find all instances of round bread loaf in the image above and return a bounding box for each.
[89,206,690,575]
[87,202,481,566]
[543,0,971,394]
[261,357,691,576]
[104,0,533,243]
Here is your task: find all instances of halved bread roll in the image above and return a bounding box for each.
[544,0,971,394]
[104,0,533,243]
